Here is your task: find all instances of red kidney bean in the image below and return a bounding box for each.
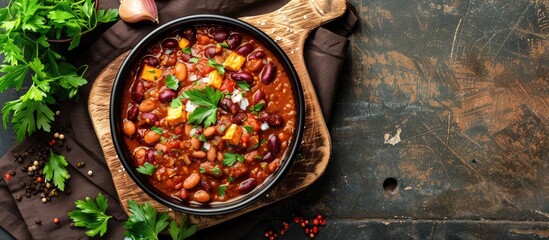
[236,43,254,56]
[220,99,238,115]
[182,28,196,45]
[127,105,139,121]
[267,134,280,155]
[141,113,157,125]
[146,149,155,163]
[200,181,212,193]
[259,112,270,123]
[260,62,276,84]
[162,38,178,48]
[210,28,228,42]
[204,46,221,58]
[132,81,144,102]
[248,51,266,60]
[149,44,161,55]
[233,112,247,125]
[158,89,177,103]
[267,114,284,128]
[252,90,265,104]
[142,56,160,67]
[180,53,191,62]
[178,188,190,200]
[238,178,257,194]
[226,34,242,49]
[230,71,253,84]
[263,152,275,162]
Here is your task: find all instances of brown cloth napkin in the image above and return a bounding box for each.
[0,0,357,239]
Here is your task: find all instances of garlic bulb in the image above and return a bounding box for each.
[119,0,158,24]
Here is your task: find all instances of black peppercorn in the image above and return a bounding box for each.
[25,192,31,198]
[35,219,41,225]
[16,195,22,201]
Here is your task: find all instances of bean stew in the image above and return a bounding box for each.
[119,23,298,206]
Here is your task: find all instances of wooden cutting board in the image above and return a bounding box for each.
[88,0,345,228]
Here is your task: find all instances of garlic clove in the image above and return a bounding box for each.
[119,0,159,24]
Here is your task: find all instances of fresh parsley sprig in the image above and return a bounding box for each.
[43,150,70,191]
[68,192,112,237]
[183,86,223,128]
[124,200,170,240]
[222,152,245,167]
[169,214,197,240]
[136,162,157,175]
[208,58,225,75]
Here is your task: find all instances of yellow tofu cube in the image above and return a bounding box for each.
[166,106,186,125]
[207,70,223,89]
[141,65,163,81]
[223,52,246,71]
[179,38,190,49]
[222,124,243,145]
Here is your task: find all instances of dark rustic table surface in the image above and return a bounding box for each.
[1,0,548,239]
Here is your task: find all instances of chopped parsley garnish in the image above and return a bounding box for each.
[237,81,250,91]
[207,58,225,75]
[136,163,157,175]
[222,153,245,167]
[183,86,223,128]
[218,42,229,48]
[156,150,164,155]
[199,167,205,173]
[253,139,266,149]
[170,95,184,108]
[189,57,199,63]
[198,133,206,142]
[254,155,263,160]
[250,102,265,115]
[243,126,254,134]
[228,175,234,183]
[212,166,221,175]
[165,74,179,90]
[151,126,163,134]
[218,184,228,197]
[182,47,192,54]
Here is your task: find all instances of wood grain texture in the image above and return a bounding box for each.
[88,0,346,228]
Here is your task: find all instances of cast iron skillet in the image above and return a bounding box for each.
[110,15,304,215]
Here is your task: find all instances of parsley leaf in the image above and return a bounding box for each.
[208,58,225,75]
[68,192,112,237]
[218,42,229,48]
[168,214,197,240]
[212,166,221,175]
[237,81,250,91]
[218,184,228,196]
[199,167,205,173]
[183,86,223,127]
[43,150,69,191]
[250,102,265,115]
[182,47,192,54]
[151,126,163,134]
[165,74,179,90]
[253,139,267,149]
[222,153,245,167]
[136,162,157,175]
[171,95,184,108]
[228,175,234,183]
[243,126,254,133]
[189,58,199,63]
[124,200,170,240]
[198,133,206,142]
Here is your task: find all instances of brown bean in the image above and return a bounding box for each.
[217,152,224,162]
[245,58,263,72]
[174,62,187,81]
[183,173,200,189]
[144,131,161,145]
[191,137,202,150]
[185,124,193,136]
[162,38,178,48]
[203,127,216,137]
[178,188,190,200]
[134,148,147,166]
[159,89,177,103]
[192,150,206,159]
[165,55,177,66]
[193,190,210,203]
[207,147,217,162]
[248,51,266,60]
[138,99,156,112]
[132,81,144,102]
[238,178,257,194]
[123,121,136,136]
[260,62,276,84]
[226,34,242,49]
[236,43,254,56]
[231,71,254,84]
[127,105,139,121]
[267,134,281,155]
